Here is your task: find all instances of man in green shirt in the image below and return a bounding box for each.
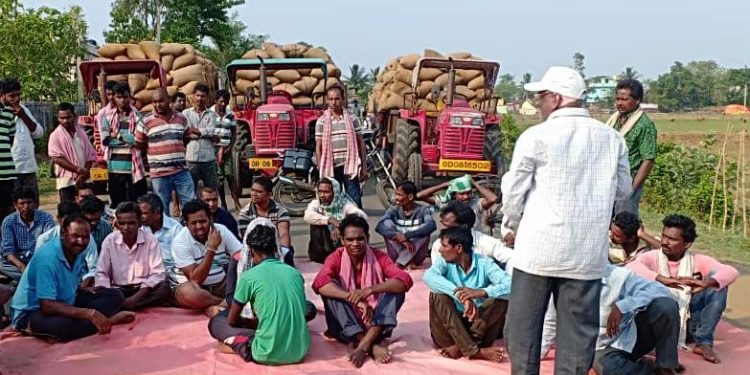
[606,79,657,215]
[213,225,311,365]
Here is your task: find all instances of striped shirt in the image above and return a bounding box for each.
[102,113,137,173]
[170,223,243,286]
[0,106,17,180]
[210,105,234,147]
[135,111,188,178]
[315,114,361,167]
[238,200,290,238]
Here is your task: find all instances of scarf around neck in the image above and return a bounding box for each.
[606,107,644,137]
[339,246,385,310]
[318,178,354,221]
[319,108,360,179]
[657,249,694,348]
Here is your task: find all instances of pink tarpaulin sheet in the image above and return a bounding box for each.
[1,260,747,375]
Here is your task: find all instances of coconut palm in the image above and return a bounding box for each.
[620,67,640,80]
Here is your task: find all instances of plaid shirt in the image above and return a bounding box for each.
[91,219,113,252]
[1,210,55,263]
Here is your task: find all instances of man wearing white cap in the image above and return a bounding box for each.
[501,66,632,374]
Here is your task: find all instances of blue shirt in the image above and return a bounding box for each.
[1,210,55,263]
[10,237,88,328]
[424,252,511,312]
[92,219,113,252]
[142,216,182,285]
[37,226,98,280]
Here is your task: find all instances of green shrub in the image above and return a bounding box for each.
[500,114,523,160]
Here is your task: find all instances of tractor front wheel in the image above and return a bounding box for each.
[233,122,253,197]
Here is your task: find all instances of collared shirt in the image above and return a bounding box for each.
[430,228,513,265]
[142,216,183,285]
[311,247,414,293]
[608,242,651,266]
[315,114,362,167]
[210,104,234,147]
[135,111,189,178]
[48,125,96,189]
[627,250,740,290]
[11,104,44,174]
[376,204,436,241]
[424,252,511,312]
[91,219,113,252]
[501,108,632,280]
[1,210,55,263]
[95,229,165,288]
[183,106,221,162]
[238,200,290,238]
[10,237,87,328]
[37,225,98,280]
[615,111,657,176]
[213,207,239,240]
[0,105,17,180]
[170,223,243,286]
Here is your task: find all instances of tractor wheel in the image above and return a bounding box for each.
[484,125,507,176]
[233,122,252,197]
[407,153,423,190]
[392,119,419,182]
[375,179,397,209]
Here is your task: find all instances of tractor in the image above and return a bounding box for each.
[77,60,167,192]
[226,58,329,215]
[376,58,504,193]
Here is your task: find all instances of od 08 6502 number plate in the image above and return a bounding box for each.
[438,159,491,172]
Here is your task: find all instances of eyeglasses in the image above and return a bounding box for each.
[532,90,558,106]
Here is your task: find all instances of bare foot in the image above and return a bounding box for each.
[204,305,224,318]
[217,342,235,354]
[348,346,369,368]
[371,343,392,364]
[110,311,136,325]
[693,344,721,363]
[472,346,504,363]
[439,345,462,359]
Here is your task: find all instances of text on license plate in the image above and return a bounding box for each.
[438,158,491,172]
[90,168,108,181]
[248,158,275,170]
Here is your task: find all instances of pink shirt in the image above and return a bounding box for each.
[95,229,166,288]
[627,249,739,289]
[47,125,96,183]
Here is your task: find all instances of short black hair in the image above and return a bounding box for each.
[440,201,476,228]
[216,89,230,102]
[115,201,141,220]
[318,178,334,189]
[253,176,273,193]
[1,78,20,94]
[76,182,95,194]
[612,211,640,238]
[200,186,218,196]
[439,226,474,255]
[137,193,164,215]
[57,102,76,115]
[397,181,417,196]
[182,199,210,220]
[57,201,81,219]
[246,225,278,257]
[327,84,345,97]
[171,92,186,102]
[113,82,130,96]
[12,186,35,203]
[79,195,105,215]
[194,83,210,95]
[616,79,644,102]
[339,214,369,236]
[104,80,118,92]
[662,214,698,243]
[62,211,90,231]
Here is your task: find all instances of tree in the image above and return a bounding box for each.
[620,67,640,80]
[161,0,244,48]
[573,52,585,78]
[104,0,165,43]
[722,67,750,105]
[494,73,522,102]
[0,0,88,101]
[648,61,701,111]
[344,64,369,102]
[199,12,266,73]
[520,73,532,99]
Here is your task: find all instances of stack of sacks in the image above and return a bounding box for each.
[95,41,219,112]
[233,42,343,106]
[369,49,491,112]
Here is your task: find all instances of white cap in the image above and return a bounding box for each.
[524,66,587,100]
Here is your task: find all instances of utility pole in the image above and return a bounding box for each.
[155,0,162,44]
[744,84,747,108]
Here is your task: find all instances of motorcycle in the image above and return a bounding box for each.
[362,128,398,209]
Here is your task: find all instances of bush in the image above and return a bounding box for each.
[500,113,523,161]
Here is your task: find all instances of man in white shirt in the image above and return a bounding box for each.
[170,199,242,317]
[0,79,43,203]
[501,66,632,374]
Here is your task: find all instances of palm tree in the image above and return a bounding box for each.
[368,67,381,83]
[620,67,640,80]
[344,64,369,101]
[520,73,532,99]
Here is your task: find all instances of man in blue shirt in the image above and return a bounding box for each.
[424,226,511,363]
[10,212,134,342]
[0,187,55,281]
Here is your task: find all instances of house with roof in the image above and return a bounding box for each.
[586,76,617,104]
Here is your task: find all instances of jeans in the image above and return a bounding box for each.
[308,225,337,264]
[151,170,195,217]
[187,161,219,190]
[507,269,601,375]
[208,309,255,361]
[108,173,148,209]
[322,292,404,344]
[429,293,508,357]
[688,286,728,346]
[333,166,362,209]
[615,185,643,216]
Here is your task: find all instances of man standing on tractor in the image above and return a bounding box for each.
[417,174,498,235]
[316,86,367,209]
[211,89,241,211]
[184,83,223,193]
[96,80,118,134]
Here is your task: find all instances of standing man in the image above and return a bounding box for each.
[48,103,96,203]
[501,66,632,374]
[1,79,43,204]
[135,89,196,217]
[0,187,55,281]
[100,83,147,208]
[0,84,17,220]
[211,90,241,210]
[184,83,221,191]
[315,86,367,208]
[171,92,187,113]
[606,79,657,215]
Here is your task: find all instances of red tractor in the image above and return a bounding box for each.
[226,58,329,215]
[376,58,504,193]
[77,60,167,190]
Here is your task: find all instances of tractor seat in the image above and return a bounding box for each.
[453,98,470,107]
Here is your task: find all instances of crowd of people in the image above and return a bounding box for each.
[0,67,741,374]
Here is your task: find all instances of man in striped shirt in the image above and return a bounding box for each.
[0,95,16,221]
[135,89,198,217]
[211,90,241,210]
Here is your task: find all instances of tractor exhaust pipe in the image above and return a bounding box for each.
[446,58,455,107]
[259,57,268,104]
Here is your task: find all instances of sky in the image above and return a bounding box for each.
[25,0,750,81]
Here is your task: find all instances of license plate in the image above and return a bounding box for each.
[248,157,275,169]
[438,158,491,172]
[90,167,108,181]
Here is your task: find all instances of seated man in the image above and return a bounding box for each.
[417,174,497,234]
[199,186,239,240]
[312,215,413,368]
[304,178,367,263]
[430,201,513,266]
[95,202,170,311]
[609,211,655,266]
[238,177,292,256]
[424,226,510,363]
[628,214,740,364]
[80,195,113,252]
[1,187,55,281]
[208,224,312,364]
[10,212,134,342]
[73,182,95,204]
[171,199,242,316]
[376,181,436,269]
[137,193,183,286]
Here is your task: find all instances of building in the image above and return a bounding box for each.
[586,76,617,104]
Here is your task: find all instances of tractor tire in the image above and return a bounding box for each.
[233,122,252,197]
[484,125,506,176]
[392,119,419,182]
[407,153,423,190]
[375,179,396,209]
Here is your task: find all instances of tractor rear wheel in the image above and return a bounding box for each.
[407,153,423,190]
[484,125,507,176]
[392,119,419,182]
[233,122,253,197]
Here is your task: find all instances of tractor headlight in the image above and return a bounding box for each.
[450,116,462,125]
[257,113,270,121]
[278,112,291,121]
[471,117,483,126]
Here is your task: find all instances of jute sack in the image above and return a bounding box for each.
[160,43,185,56]
[303,47,329,60]
[114,55,130,61]
[458,69,482,82]
[292,96,312,106]
[134,89,154,103]
[399,53,420,70]
[274,70,302,84]
[237,70,260,81]
[293,76,319,94]
[181,81,199,94]
[448,51,472,59]
[455,85,476,100]
[146,78,161,90]
[418,67,442,81]
[310,68,325,79]
[242,49,269,59]
[273,83,301,97]
[139,41,161,60]
[98,44,126,58]
[424,48,443,58]
[395,68,413,86]
[128,74,148,93]
[126,44,146,60]
[467,75,485,91]
[172,53,196,70]
[236,79,254,93]
[171,64,204,87]
[161,55,175,71]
